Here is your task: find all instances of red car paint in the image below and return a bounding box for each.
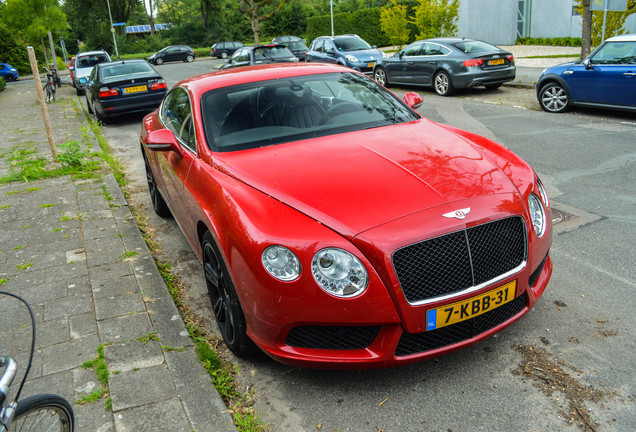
[141,63,552,369]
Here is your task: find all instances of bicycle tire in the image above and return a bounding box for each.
[13,393,75,432]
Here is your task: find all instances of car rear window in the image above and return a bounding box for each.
[101,62,153,79]
[200,72,419,152]
[78,54,109,68]
[453,40,501,54]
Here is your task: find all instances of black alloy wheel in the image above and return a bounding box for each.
[5,74,16,82]
[202,232,254,356]
[538,82,569,113]
[434,70,454,96]
[143,152,171,217]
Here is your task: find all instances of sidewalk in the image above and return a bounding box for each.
[0,84,236,431]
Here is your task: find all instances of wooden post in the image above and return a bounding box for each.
[27,46,57,159]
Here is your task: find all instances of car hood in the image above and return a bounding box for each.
[214,119,518,239]
[545,60,583,72]
[74,67,94,79]
[345,49,384,62]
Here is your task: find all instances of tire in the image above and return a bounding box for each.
[433,70,454,96]
[86,95,93,114]
[538,82,569,113]
[202,231,255,356]
[44,85,53,103]
[6,73,16,82]
[186,54,194,62]
[374,67,389,87]
[155,57,164,65]
[13,393,75,432]
[143,151,171,217]
[485,83,502,90]
[221,51,228,59]
[76,86,84,96]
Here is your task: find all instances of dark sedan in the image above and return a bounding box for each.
[373,37,515,96]
[221,45,298,69]
[85,59,167,122]
[147,45,195,65]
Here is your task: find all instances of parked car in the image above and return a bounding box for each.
[85,59,167,122]
[306,34,383,74]
[68,56,76,84]
[272,35,305,44]
[147,45,195,65]
[373,37,515,96]
[140,62,552,369]
[536,34,636,113]
[283,40,309,61]
[221,45,298,69]
[0,63,19,81]
[71,50,111,95]
[210,41,244,59]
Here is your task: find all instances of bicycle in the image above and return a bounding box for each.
[43,70,56,103]
[0,291,75,432]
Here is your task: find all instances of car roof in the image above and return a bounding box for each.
[178,63,356,98]
[99,59,149,67]
[77,50,109,56]
[606,34,636,42]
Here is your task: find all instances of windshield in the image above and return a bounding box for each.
[254,46,295,61]
[334,37,372,52]
[201,72,419,152]
[100,62,154,79]
[453,40,501,54]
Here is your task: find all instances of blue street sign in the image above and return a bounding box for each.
[112,22,126,26]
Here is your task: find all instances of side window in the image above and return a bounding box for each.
[591,41,636,65]
[313,40,324,53]
[423,43,447,56]
[402,42,423,57]
[324,41,336,53]
[161,87,196,152]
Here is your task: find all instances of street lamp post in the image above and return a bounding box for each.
[330,0,334,37]
[106,0,120,59]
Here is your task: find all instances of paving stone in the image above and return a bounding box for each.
[97,313,153,343]
[16,316,69,349]
[83,218,120,240]
[103,340,164,373]
[44,293,93,321]
[74,402,115,432]
[92,274,139,300]
[21,369,75,403]
[69,312,98,339]
[113,398,192,432]
[41,334,100,375]
[109,364,176,412]
[89,261,134,283]
[94,291,146,321]
[19,279,69,304]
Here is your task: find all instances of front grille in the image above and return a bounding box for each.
[395,293,527,356]
[393,216,526,303]
[286,325,380,350]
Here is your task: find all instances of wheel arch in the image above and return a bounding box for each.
[536,74,571,99]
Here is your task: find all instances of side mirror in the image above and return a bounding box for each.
[144,129,183,158]
[583,58,592,70]
[68,66,74,71]
[403,92,423,110]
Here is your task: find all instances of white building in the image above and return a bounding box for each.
[456,0,636,45]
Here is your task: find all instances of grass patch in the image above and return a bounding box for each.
[80,344,112,410]
[40,203,55,208]
[76,388,107,405]
[0,278,8,285]
[134,331,161,344]
[119,250,139,260]
[16,263,32,271]
[0,204,9,209]
[520,54,579,59]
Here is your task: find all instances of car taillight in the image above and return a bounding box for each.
[99,87,118,98]
[463,59,485,67]
[151,80,167,91]
[507,54,514,63]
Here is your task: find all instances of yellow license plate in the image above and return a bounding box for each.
[368,62,375,68]
[124,85,147,94]
[426,280,517,331]
[488,58,505,66]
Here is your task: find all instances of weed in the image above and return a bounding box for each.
[162,345,187,352]
[119,250,139,260]
[0,204,9,209]
[40,203,55,208]
[16,263,32,271]
[13,246,23,250]
[52,228,62,232]
[76,388,107,405]
[22,225,30,229]
[134,331,161,345]
[0,278,8,285]
[57,140,89,168]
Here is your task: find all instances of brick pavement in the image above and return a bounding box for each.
[0,81,236,431]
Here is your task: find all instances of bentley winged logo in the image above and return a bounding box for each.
[443,207,471,220]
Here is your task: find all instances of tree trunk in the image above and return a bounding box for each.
[581,0,592,59]
[146,0,155,38]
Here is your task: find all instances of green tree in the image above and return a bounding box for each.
[410,0,458,40]
[576,0,635,47]
[380,0,409,48]
[3,0,68,54]
[239,0,286,44]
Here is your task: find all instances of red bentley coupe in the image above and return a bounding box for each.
[140,63,552,369]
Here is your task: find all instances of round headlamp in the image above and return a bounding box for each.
[311,248,368,298]
[262,245,300,281]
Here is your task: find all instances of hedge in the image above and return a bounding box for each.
[306,8,390,47]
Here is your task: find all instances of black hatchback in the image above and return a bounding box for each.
[221,45,298,69]
[85,59,168,122]
[147,45,195,65]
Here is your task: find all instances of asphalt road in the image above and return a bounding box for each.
[79,59,635,432]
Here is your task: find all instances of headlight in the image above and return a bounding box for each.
[262,245,301,281]
[537,177,549,208]
[311,248,368,298]
[528,194,546,238]
[345,55,359,63]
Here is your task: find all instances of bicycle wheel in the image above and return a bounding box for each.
[13,393,75,432]
[44,84,53,103]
